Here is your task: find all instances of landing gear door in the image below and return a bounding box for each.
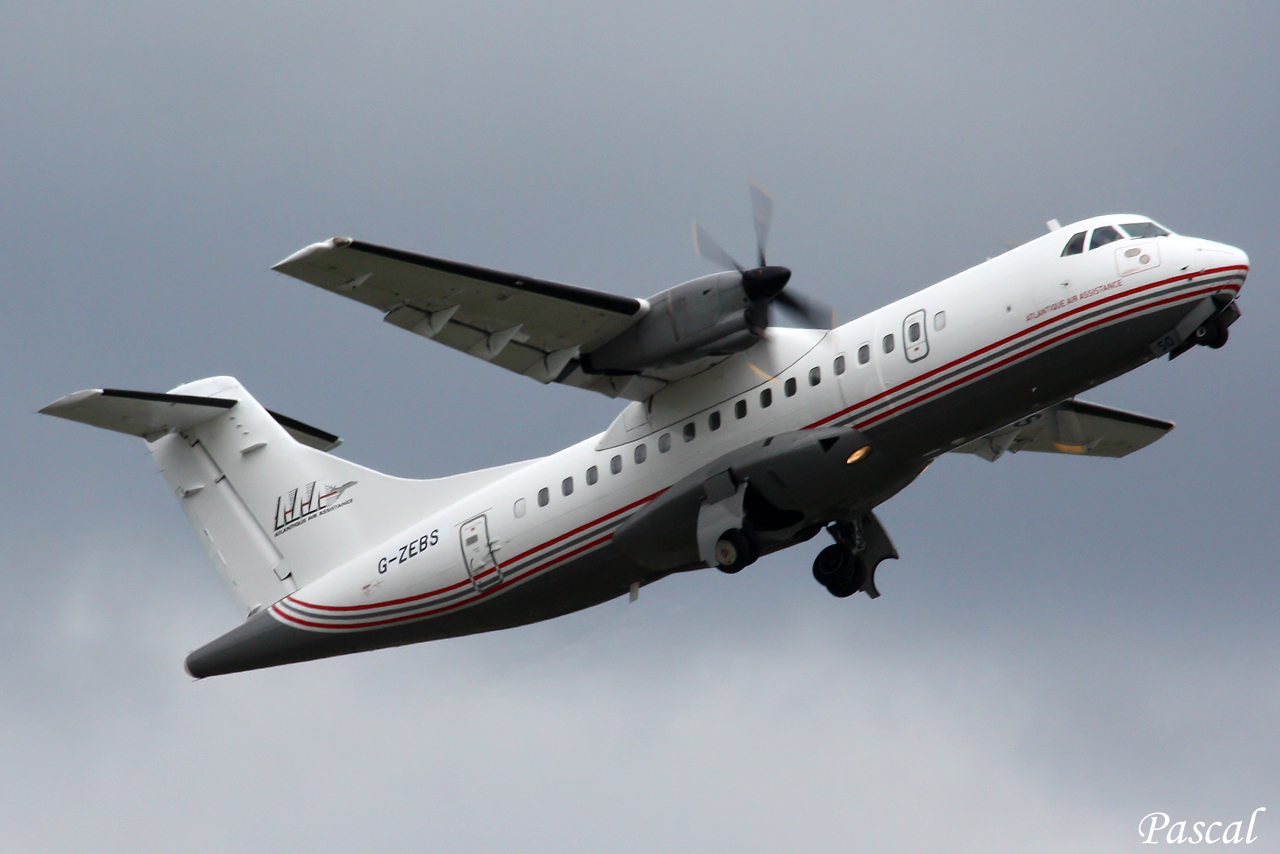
[460,514,502,591]
[903,309,929,362]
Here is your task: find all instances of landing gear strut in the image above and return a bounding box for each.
[811,512,898,599]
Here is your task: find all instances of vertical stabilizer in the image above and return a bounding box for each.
[42,377,532,615]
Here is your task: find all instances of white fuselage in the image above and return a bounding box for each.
[267,216,1247,637]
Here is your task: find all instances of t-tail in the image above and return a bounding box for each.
[40,376,520,676]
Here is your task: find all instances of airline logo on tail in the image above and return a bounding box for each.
[273,480,358,535]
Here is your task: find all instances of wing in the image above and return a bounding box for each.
[272,238,667,400]
[953,399,1174,461]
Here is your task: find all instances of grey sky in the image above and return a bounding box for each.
[3,1,1277,851]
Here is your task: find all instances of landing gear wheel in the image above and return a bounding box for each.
[812,545,868,597]
[826,557,868,598]
[1195,319,1229,349]
[812,544,852,586]
[714,529,757,574]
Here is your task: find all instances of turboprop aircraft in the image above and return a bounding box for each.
[41,189,1248,678]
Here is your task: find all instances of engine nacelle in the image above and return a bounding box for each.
[583,271,764,373]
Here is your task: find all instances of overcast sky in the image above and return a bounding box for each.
[3,2,1278,851]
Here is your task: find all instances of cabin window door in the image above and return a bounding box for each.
[460,514,502,591]
[903,310,929,362]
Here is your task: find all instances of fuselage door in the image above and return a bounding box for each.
[460,514,502,591]
[903,309,929,362]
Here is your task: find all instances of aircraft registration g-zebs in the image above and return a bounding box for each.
[43,193,1247,678]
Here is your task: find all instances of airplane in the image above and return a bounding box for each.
[41,190,1248,678]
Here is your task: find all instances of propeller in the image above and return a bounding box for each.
[692,183,834,329]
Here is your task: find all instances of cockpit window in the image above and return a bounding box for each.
[1089,226,1123,250]
[1061,231,1086,256]
[1119,221,1170,239]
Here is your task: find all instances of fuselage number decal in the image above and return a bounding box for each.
[378,530,441,573]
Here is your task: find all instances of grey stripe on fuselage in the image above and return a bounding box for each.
[835,275,1235,429]
[278,515,632,624]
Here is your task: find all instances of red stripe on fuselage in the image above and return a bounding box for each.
[849,282,1240,431]
[805,265,1246,431]
[272,532,617,630]
[285,489,667,613]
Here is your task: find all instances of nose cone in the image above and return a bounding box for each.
[1225,243,1250,273]
[1191,238,1250,277]
[740,265,792,301]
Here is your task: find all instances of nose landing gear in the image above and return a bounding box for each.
[1192,317,1230,349]
[714,525,761,574]
[812,512,898,599]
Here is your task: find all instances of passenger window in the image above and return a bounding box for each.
[709,411,721,431]
[857,344,870,364]
[683,422,696,442]
[610,454,622,474]
[883,334,895,354]
[537,487,549,507]
[908,321,921,343]
[809,366,821,386]
[586,465,598,485]
[760,388,772,408]
[634,444,647,464]
[784,377,797,397]
[933,311,946,331]
[834,354,846,375]
[514,498,526,518]
[1090,226,1123,250]
[1061,231,1086,256]
[562,477,573,496]
[658,433,672,453]
[735,399,748,419]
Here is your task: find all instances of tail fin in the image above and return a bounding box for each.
[43,376,528,615]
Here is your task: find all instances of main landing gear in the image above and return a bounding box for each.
[812,543,866,598]
[811,513,898,599]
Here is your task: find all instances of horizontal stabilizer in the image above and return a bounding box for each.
[954,399,1174,461]
[41,388,342,451]
[39,389,236,440]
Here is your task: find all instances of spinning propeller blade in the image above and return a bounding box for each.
[692,221,743,272]
[750,180,773,267]
[692,182,835,330]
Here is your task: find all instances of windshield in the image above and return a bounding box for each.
[1090,226,1123,250]
[1119,221,1170,239]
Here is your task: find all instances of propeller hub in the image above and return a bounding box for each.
[741,265,792,301]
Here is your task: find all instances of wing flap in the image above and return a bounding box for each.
[954,399,1174,461]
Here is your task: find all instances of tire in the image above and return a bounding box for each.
[1196,320,1229,349]
[812,544,852,587]
[826,557,868,598]
[715,530,752,573]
